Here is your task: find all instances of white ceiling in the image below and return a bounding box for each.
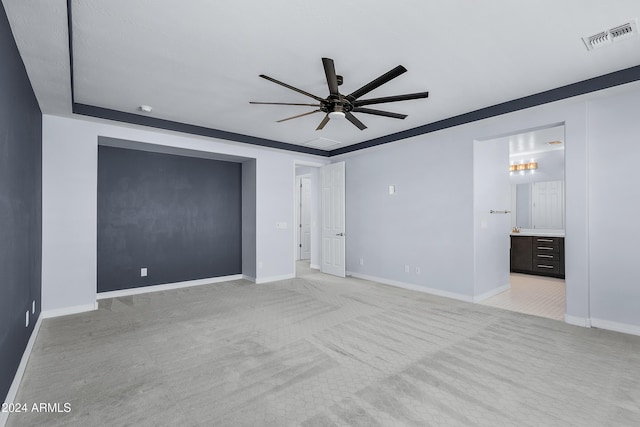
[4,0,640,151]
[508,125,564,157]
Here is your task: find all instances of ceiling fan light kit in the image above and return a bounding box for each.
[250,58,429,131]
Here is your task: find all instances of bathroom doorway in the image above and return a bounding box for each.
[479,124,566,321]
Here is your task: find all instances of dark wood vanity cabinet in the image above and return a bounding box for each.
[510,235,565,279]
[510,236,533,271]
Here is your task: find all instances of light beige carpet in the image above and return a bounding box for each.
[7,263,640,426]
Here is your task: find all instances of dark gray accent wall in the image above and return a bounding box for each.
[0,3,43,402]
[97,146,242,292]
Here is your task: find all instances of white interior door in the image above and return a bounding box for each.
[300,177,311,260]
[321,162,345,277]
[474,137,511,297]
[532,180,564,229]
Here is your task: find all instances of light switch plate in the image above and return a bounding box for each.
[141,267,148,277]
[389,185,396,195]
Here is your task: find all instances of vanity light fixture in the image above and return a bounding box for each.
[509,161,538,173]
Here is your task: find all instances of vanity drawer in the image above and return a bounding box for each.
[534,252,561,261]
[533,237,561,254]
[533,260,561,274]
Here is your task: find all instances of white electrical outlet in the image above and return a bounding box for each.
[25,311,29,327]
[141,267,148,277]
[416,267,421,275]
[32,300,36,314]
[360,257,364,265]
[404,265,410,273]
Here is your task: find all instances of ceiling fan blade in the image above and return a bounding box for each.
[346,65,407,101]
[259,74,325,102]
[345,112,367,130]
[276,110,322,123]
[316,114,330,130]
[250,101,321,107]
[353,91,429,107]
[322,58,340,97]
[351,107,407,120]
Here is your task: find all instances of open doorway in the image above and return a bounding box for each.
[295,174,312,261]
[294,164,321,277]
[478,124,566,321]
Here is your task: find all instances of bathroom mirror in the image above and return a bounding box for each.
[508,124,565,231]
[512,180,564,230]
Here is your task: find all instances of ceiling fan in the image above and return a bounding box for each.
[250,58,429,131]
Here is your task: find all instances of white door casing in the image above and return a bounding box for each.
[321,162,346,277]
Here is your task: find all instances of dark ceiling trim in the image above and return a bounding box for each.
[72,103,330,156]
[331,64,640,156]
[66,2,640,158]
[66,0,74,102]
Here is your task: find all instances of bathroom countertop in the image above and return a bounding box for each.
[510,230,565,237]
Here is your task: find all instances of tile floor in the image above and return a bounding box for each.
[480,273,565,321]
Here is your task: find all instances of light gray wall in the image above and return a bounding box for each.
[341,128,475,299]
[41,114,328,313]
[42,117,97,313]
[335,84,640,326]
[509,149,565,185]
[242,159,257,279]
[587,89,640,330]
[515,184,533,228]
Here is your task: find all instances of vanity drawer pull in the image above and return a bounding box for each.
[537,254,554,258]
[537,238,554,242]
[537,246,554,250]
[537,264,555,269]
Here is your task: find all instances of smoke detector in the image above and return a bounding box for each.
[583,19,638,51]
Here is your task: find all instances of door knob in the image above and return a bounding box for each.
[336,232,345,237]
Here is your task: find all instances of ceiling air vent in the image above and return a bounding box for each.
[303,138,341,149]
[583,19,638,51]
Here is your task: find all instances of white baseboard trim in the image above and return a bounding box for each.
[242,275,256,283]
[255,273,296,284]
[310,264,320,270]
[1,316,42,427]
[591,317,640,337]
[97,274,245,299]
[564,314,592,328]
[473,283,510,303]
[346,271,473,303]
[40,302,98,319]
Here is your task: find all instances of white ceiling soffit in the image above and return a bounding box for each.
[4,0,640,153]
[508,125,565,157]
